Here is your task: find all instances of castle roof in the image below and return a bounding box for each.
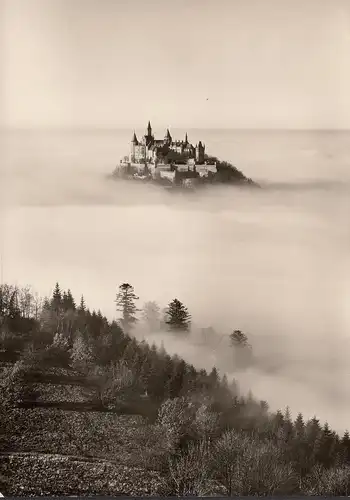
[131,131,138,144]
[146,121,152,136]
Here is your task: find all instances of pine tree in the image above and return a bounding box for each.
[141,301,161,332]
[78,295,86,312]
[229,330,252,369]
[315,422,337,468]
[115,283,139,333]
[168,359,187,398]
[51,282,62,312]
[165,298,191,333]
[294,412,305,436]
[61,289,75,311]
[229,329,249,347]
[208,366,220,390]
[341,430,350,464]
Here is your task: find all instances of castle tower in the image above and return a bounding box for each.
[195,140,205,164]
[164,128,172,144]
[132,131,138,145]
[130,131,138,162]
[144,120,154,147]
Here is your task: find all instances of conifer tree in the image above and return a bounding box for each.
[62,289,75,311]
[115,283,140,333]
[51,282,62,312]
[141,301,161,332]
[165,298,191,333]
[294,412,306,438]
[229,329,249,347]
[78,295,86,312]
[341,430,350,464]
[229,329,253,369]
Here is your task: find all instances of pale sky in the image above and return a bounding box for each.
[2,0,350,129]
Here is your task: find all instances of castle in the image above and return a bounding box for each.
[129,121,205,165]
[115,121,217,186]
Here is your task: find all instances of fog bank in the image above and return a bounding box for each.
[1,129,349,431]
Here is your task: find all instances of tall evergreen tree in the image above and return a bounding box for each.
[341,430,350,464]
[141,301,161,332]
[115,283,139,334]
[78,295,86,312]
[165,298,191,333]
[61,289,76,311]
[51,282,62,312]
[229,329,252,369]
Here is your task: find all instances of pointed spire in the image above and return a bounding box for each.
[185,132,188,143]
[132,130,138,144]
[147,121,152,136]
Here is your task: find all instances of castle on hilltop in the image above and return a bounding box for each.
[129,121,205,165]
[115,121,217,187]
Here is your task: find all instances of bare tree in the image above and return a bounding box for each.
[168,439,213,496]
[156,396,196,445]
[212,429,249,495]
[301,463,350,496]
[193,403,219,440]
[92,360,135,407]
[131,423,175,471]
[213,430,296,495]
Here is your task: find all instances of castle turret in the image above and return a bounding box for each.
[195,140,205,164]
[131,131,138,145]
[130,130,139,162]
[144,120,154,147]
[164,128,172,144]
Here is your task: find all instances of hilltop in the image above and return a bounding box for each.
[111,122,258,190]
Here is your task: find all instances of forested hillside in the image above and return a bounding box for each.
[1,282,350,496]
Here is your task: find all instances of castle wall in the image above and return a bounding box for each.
[159,170,176,182]
[196,164,217,175]
[130,144,146,163]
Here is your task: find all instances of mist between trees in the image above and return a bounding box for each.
[1,281,350,496]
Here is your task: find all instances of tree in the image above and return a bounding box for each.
[229,330,252,370]
[341,431,350,464]
[91,360,135,407]
[70,331,93,373]
[51,282,62,312]
[157,397,196,445]
[165,299,191,333]
[229,329,249,348]
[62,289,76,311]
[168,439,213,496]
[142,301,161,332]
[115,283,139,333]
[78,295,86,312]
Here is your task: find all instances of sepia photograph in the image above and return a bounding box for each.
[1,0,350,496]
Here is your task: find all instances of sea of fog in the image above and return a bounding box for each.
[1,128,350,431]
